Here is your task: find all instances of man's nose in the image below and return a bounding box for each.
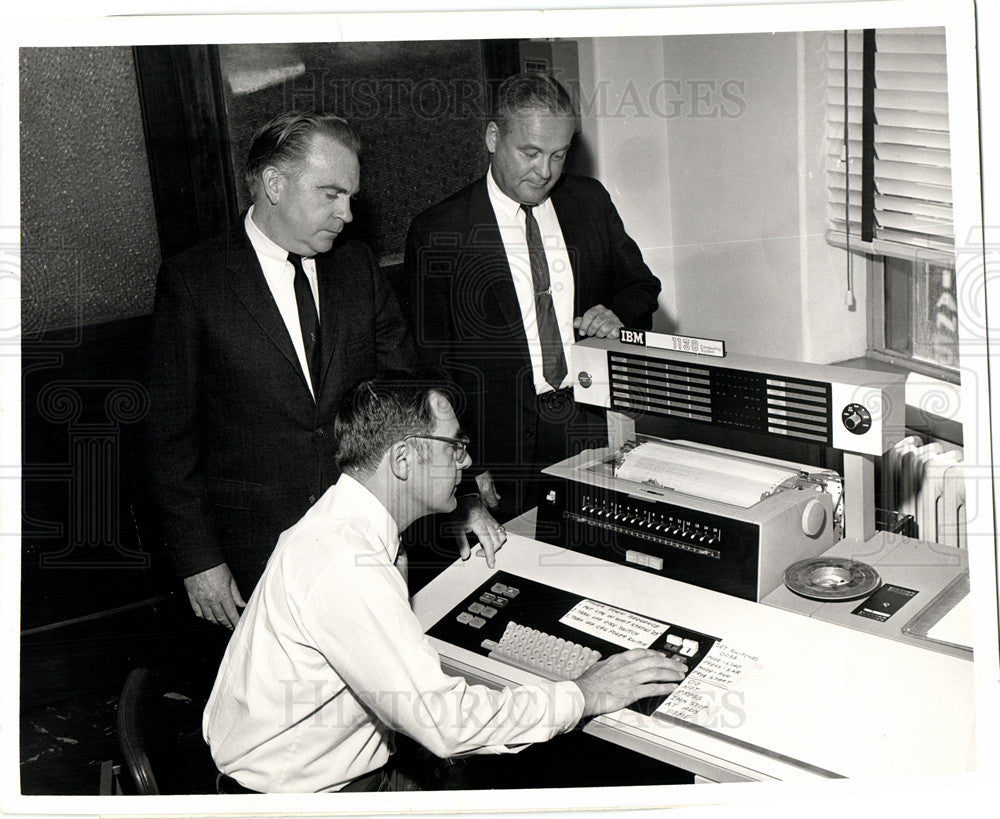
[337,199,353,224]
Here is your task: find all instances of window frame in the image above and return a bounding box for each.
[865,254,961,385]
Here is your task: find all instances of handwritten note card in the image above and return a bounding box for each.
[655,643,763,727]
[560,599,666,648]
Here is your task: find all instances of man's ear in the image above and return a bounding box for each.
[261,165,283,205]
[485,121,499,154]
[387,441,410,481]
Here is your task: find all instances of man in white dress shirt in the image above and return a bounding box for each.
[204,372,686,793]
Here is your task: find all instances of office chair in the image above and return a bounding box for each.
[116,666,217,795]
[116,667,161,795]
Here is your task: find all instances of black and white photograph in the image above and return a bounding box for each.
[2,1,998,816]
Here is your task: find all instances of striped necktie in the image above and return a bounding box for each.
[522,205,568,390]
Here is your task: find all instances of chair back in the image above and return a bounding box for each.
[116,667,160,795]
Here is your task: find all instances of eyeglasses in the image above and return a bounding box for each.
[402,434,470,462]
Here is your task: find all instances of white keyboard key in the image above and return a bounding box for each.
[487,620,600,680]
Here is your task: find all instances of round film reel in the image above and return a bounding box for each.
[783,557,881,601]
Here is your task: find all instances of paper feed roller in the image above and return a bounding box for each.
[535,444,840,602]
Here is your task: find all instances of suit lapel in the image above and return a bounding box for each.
[467,178,531,346]
[315,252,339,397]
[225,228,310,394]
[550,179,589,315]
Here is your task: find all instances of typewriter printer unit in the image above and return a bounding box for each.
[534,336,905,602]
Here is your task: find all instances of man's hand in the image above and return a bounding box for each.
[574,304,624,339]
[574,648,687,717]
[183,563,246,630]
[475,470,502,510]
[455,494,507,569]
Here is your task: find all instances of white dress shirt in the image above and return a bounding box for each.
[203,475,585,792]
[486,169,575,393]
[244,206,321,398]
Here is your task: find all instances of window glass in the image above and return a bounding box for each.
[879,256,959,372]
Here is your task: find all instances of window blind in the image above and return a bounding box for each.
[825,27,954,264]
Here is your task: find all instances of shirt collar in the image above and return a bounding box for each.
[335,474,401,563]
[244,205,293,268]
[486,165,553,222]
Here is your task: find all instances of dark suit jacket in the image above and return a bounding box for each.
[148,224,416,595]
[404,174,660,518]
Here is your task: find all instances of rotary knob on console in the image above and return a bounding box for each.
[841,402,872,435]
[800,498,827,538]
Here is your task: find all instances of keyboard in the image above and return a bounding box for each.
[427,571,720,714]
[481,621,602,681]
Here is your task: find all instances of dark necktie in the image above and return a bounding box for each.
[287,252,322,395]
[522,205,568,391]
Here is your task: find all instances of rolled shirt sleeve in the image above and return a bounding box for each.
[300,552,586,758]
[204,478,585,792]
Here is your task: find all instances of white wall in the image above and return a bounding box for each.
[796,31,869,364]
[576,31,867,364]
[576,37,677,332]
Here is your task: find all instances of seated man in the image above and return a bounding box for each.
[203,371,686,793]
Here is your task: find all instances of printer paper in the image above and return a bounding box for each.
[614,440,803,508]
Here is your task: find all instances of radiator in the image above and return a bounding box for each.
[884,435,966,547]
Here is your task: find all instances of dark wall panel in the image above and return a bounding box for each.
[19,47,162,333]
[219,40,491,263]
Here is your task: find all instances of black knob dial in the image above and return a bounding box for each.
[841,402,872,435]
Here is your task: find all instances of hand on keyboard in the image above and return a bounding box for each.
[481,621,690,717]
[574,648,688,717]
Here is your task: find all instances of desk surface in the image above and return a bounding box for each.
[763,531,971,657]
[411,532,976,783]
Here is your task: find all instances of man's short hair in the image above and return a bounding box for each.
[244,111,362,201]
[493,72,577,134]
[335,371,460,474]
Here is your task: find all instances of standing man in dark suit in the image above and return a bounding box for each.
[148,112,424,629]
[405,73,661,523]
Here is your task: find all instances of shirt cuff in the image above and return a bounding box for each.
[550,679,587,729]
